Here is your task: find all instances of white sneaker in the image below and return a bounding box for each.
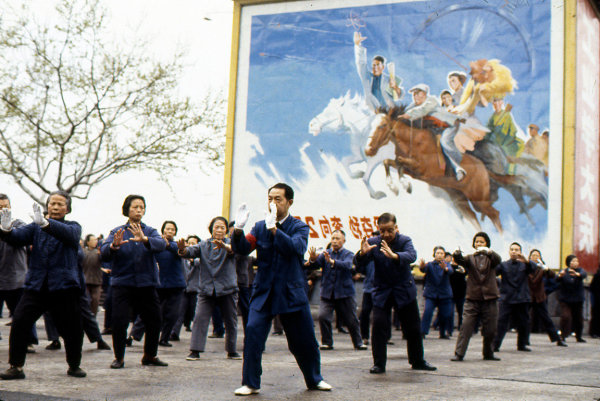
[234,385,259,396]
[315,380,332,391]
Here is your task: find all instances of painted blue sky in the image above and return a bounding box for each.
[241,0,552,238]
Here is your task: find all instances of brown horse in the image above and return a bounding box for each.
[366,107,503,233]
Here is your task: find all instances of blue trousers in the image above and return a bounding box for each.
[421,297,453,337]
[242,303,323,389]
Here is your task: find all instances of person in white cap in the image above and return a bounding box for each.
[399,84,470,181]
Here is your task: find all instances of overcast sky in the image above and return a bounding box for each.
[2,0,234,238]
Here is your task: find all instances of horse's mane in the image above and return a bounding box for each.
[377,105,407,120]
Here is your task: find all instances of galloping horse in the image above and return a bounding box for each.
[308,92,411,199]
[366,106,503,233]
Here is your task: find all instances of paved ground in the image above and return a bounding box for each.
[0,310,598,401]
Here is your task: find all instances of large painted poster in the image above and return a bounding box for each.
[229,0,563,265]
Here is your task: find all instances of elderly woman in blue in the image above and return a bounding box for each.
[101,194,167,370]
[419,246,454,339]
[0,191,85,380]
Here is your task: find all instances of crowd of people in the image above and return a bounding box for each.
[0,185,598,396]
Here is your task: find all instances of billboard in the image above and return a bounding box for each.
[573,0,600,272]
[226,0,566,266]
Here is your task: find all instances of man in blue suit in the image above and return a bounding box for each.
[308,230,366,351]
[354,213,436,374]
[231,183,331,396]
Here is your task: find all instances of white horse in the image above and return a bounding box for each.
[308,91,410,199]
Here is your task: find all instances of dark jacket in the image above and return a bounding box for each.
[232,216,309,315]
[453,250,502,301]
[354,233,417,309]
[182,238,237,297]
[497,259,537,304]
[557,267,587,303]
[528,266,555,303]
[449,263,467,300]
[356,259,375,294]
[101,222,165,287]
[420,261,453,300]
[309,247,355,299]
[1,219,82,291]
[82,247,103,285]
[156,241,186,289]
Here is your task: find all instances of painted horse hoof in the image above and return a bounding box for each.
[371,191,386,200]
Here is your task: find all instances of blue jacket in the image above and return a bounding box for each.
[421,261,454,300]
[354,233,417,308]
[156,241,186,289]
[101,222,165,287]
[557,267,587,303]
[309,247,355,299]
[356,260,375,294]
[232,216,309,315]
[497,259,536,304]
[1,219,82,291]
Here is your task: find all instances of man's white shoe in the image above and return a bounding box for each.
[234,385,260,396]
[315,380,332,391]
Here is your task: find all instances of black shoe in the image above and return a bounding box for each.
[412,361,437,371]
[369,365,385,374]
[67,367,87,378]
[483,355,501,361]
[319,345,333,350]
[125,336,133,347]
[517,346,531,352]
[355,344,368,350]
[337,327,349,334]
[0,366,25,380]
[101,328,112,335]
[493,346,500,352]
[186,351,201,361]
[185,326,192,332]
[169,334,180,342]
[227,352,242,360]
[158,340,172,347]
[439,335,450,339]
[387,340,395,345]
[97,339,111,350]
[26,345,36,354]
[141,357,168,367]
[46,340,61,350]
[557,340,568,347]
[576,337,586,343]
[208,333,224,338]
[450,354,464,362]
[110,359,124,369]
[271,331,283,336]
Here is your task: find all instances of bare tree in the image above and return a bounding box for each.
[0,0,226,204]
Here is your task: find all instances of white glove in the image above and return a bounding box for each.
[32,203,49,227]
[0,208,13,231]
[476,246,490,254]
[265,202,277,230]
[234,203,250,229]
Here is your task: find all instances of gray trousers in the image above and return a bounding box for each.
[454,299,498,358]
[190,292,238,353]
[440,126,462,174]
[318,296,362,348]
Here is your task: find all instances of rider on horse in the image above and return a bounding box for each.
[397,84,484,182]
